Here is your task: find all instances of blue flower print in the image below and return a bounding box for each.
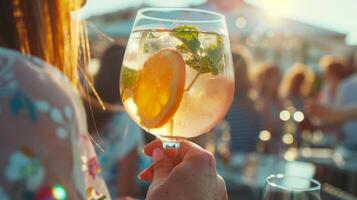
[4,149,45,191]
[50,108,64,124]
[34,100,50,113]
[35,101,74,140]
[9,90,37,121]
[56,127,68,140]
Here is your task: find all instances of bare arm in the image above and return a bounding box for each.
[308,102,357,127]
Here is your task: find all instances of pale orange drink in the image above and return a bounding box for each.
[120,8,234,144]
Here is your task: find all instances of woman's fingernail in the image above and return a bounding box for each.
[153,148,164,162]
[138,168,153,180]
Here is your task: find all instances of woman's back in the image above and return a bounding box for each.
[0,48,109,199]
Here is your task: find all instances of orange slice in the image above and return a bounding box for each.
[133,48,186,128]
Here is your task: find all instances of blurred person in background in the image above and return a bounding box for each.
[0,0,228,199]
[318,55,347,108]
[280,63,314,112]
[225,51,262,153]
[254,63,283,153]
[314,56,348,141]
[309,51,357,154]
[84,44,143,198]
[332,52,357,152]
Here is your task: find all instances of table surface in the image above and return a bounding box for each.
[297,147,357,173]
[217,149,357,198]
[217,153,316,189]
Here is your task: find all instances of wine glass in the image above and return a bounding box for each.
[119,8,234,148]
[262,174,321,200]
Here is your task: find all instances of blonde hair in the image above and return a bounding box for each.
[280,63,314,98]
[0,0,86,84]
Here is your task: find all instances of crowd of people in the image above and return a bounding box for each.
[226,48,357,157]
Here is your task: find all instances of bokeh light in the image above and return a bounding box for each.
[52,184,67,200]
[293,111,304,122]
[235,17,247,29]
[86,59,100,76]
[302,147,312,157]
[283,147,298,161]
[259,130,271,141]
[279,110,291,121]
[282,134,294,144]
[312,130,324,143]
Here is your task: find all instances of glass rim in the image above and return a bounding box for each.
[137,7,225,23]
[266,174,321,192]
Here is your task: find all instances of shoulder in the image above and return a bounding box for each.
[0,47,58,74]
[0,48,110,199]
[0,47,72,83]
[338,74,357,99]
[335,74,357,106]
[0,47,87,130]
[340,74,357,91]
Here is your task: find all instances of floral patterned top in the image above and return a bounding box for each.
[0,48,110,200]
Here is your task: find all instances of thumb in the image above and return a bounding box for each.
[151,148,174,184]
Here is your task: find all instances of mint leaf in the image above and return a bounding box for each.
[171,25,225,90]
[172,25,201,54]
[198,56,211,74]
[207,35,224,75]
[210,60,223,75]
[176,44,190,54]
[121,66,138,88]
[172,25,199,32]
[207,36,224,64]
[186,56,209,74]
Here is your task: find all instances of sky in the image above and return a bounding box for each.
[246,0,357,45]
[79,0,357,45]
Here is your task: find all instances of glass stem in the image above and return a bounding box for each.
[169,118,174,136]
